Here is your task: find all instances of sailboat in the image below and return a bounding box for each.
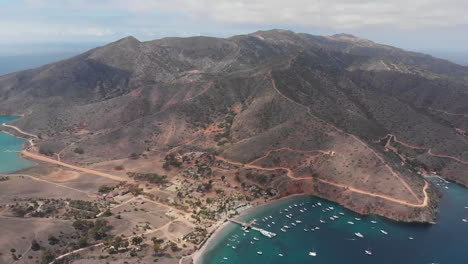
[320,215,326,224]
[355,232,364,238]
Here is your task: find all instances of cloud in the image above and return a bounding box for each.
[0,0,467,44]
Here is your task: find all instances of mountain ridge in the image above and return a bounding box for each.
[1,29,467,222]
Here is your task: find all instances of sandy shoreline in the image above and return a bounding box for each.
[192,194,308,263]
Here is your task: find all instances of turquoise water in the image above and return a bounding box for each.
[0,116,33,173]
[200,179,468,264]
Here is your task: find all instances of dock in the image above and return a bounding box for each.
[228,218,277,238]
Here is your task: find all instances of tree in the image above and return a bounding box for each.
[48,235,60,245]
[131,236,143,246]
[31,239,41,251]
[41,249,55,264]
[73,147,84,154]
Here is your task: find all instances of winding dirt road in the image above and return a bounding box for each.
[387,134,468,165]
[269,76,424,204]
[1,123,37,138]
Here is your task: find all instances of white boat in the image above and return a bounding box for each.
[317,202,322,206]
[462,218,467,222]
[339,212,345,216]
[296,220,302,223]
[355,218,361,221]
[232,246,236,249]
[253,237,259,241]
[257,251,262,255]
[309,251,317,256]
[320,220,326,224]
[278,253,284,257]
[355,232,364,238]
[286,215,292,219]
[329,217,335,221]
[371,220,377,224]
[347,221,354,225]
[223,257,228,260]
[272,221,276,224]
[281,228,287,232]
[333,215,339,219]
[408,237,414,240]
[315,227,320,230]
[380,230,388,235]
[291,223,297,226]
[365,250,372,256]
[267,224,271,227]
[300,209,304,213]
[304,229,309,232]
[284,225,290,229]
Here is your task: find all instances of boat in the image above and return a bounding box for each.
[291,223,297,226]
[355,232,364,238]
[232,246,236,249]
[250,241,254,244]
[223,257,228,260]
[304,228,309,232]
[339,212,345,215]
[315,227,320,230]
[296,220,302,223]
[267,224,271,227]
[281,228,287,232]
[365,250,372,256]
[355,217,361,221]
[278,253,284,257]
[329,217,335,221]
[408,237,414,240]
[286,215,292,219]
[317,202,322,206]
[371,220,377,224]
[257,251,263,255]
[253,237,259,241]
[320,219,326,224]
[284,225,290,229]
[380,229,388,235]
[272,221,276,224]
[462,218,467,222]
[347,221,354,225]
[300,209,304,213]
[309,251,317,257]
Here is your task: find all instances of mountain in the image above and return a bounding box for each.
[1,29,467,222]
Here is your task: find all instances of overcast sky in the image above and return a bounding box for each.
[1,0,468,57]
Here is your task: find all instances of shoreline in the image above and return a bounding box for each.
[192,194,307,264]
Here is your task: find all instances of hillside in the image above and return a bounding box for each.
[1,29,468,222]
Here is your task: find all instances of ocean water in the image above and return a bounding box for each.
[0,116,33,173]
[200,179,468,264]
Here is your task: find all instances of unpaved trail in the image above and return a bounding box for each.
[3,173,94,197]
[269,75,422,203]
[21,151,130,183]
[387,134,468,165]
[217,154,429,208]
[49,216,184,264]
[1,123,37,138]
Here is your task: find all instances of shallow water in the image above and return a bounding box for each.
[200,179,468,264]
[0,116,33,173]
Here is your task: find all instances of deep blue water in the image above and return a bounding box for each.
[0,116,33,173]
[200,179,468,264]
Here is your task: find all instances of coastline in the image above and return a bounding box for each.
[192,194,307,264]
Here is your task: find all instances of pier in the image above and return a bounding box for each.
[228,218,277,238]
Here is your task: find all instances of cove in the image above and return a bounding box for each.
[0,116,33,173]
[199,179,468,264]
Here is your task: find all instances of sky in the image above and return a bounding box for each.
[0,0,468,60]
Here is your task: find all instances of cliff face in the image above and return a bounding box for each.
[0,30,467,222]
